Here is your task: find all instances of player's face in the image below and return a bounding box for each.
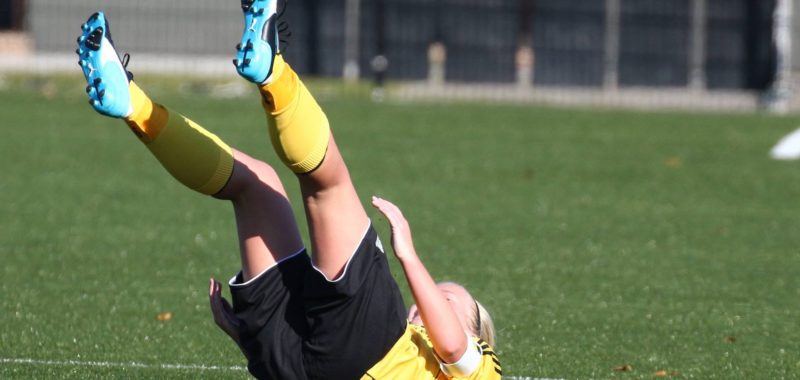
[407,282,477,336]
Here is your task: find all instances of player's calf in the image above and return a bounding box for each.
[77,11,234,196]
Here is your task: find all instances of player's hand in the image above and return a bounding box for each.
[208,278,241,343]
[407,303,423,325]
[371,196,418,262]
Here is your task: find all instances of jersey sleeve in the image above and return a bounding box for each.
[440,337,502,380]
[469,339,502,380]
[439,334,482,377]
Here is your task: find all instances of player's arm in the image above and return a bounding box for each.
[208,278,251,361]
[371,197,468,364]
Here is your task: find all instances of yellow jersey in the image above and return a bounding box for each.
[363,324,502,380]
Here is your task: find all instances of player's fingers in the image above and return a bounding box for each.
[210,279,222,301]
[371,196,392,209]
[372,196,399,212]
[370,195,388,212]
[407,304,418,321]
[210,280,235,319]
[209,279,225,317]
[371,196,404,223]
[371,197,392,219]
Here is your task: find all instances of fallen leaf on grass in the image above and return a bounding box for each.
[156,312,173,321]
[613,364,633,372]
[663,157,682,168]
[653,370,679,377]
[522,168,535,180]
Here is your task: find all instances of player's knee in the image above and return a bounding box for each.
[218,155,287,201]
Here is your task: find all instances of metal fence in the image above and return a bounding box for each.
[0,0,795,112]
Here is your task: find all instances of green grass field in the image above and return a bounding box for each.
[2,75,800,379]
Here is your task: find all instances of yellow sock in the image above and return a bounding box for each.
[146,114,234,195]
[123,82,234,195]
[259,56,330,174]
[259,55,288,111]
[124,81,168,143]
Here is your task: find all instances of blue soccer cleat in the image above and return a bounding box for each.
[234,0,283,84]
[76,11,133,118]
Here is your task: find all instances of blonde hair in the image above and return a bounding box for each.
[472,300,496,348]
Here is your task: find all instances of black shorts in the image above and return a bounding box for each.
[229,223,407,380]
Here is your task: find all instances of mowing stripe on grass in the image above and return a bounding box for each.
[0,357,246,372]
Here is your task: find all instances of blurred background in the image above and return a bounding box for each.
[3,2,800,378]
[1,0,799,113]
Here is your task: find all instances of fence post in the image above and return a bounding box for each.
[371,0,388,99]
[0,0,32,56]
[428,42,446,86]
[516,0,534,88]
[306,0,320,75]
[766,0,793,112]
[9,0,27,30]
[428,0,446,86]
[343,0,360,82]
[604,0,621,90]
[688,0,707,91]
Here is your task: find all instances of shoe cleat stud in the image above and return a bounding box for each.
[234,0,280,83]
[233,58,239,67]
[236,42,242,50]
[77,11,137,118]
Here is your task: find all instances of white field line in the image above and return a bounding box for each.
[1,357,559,379]
[0,357,246,372]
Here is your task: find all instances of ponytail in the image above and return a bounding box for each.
[473,300,496,348]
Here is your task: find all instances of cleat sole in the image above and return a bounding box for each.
[76,11,133,118]
[235,0,279,83]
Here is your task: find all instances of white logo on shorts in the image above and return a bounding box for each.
[375,237,384,253]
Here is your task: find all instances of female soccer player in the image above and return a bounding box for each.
[76,1,500,378]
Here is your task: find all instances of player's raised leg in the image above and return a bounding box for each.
[234,0,368,281]
[77,11,303,280]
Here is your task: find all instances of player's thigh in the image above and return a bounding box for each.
[222,150,305,279]
[297,138,369,280]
